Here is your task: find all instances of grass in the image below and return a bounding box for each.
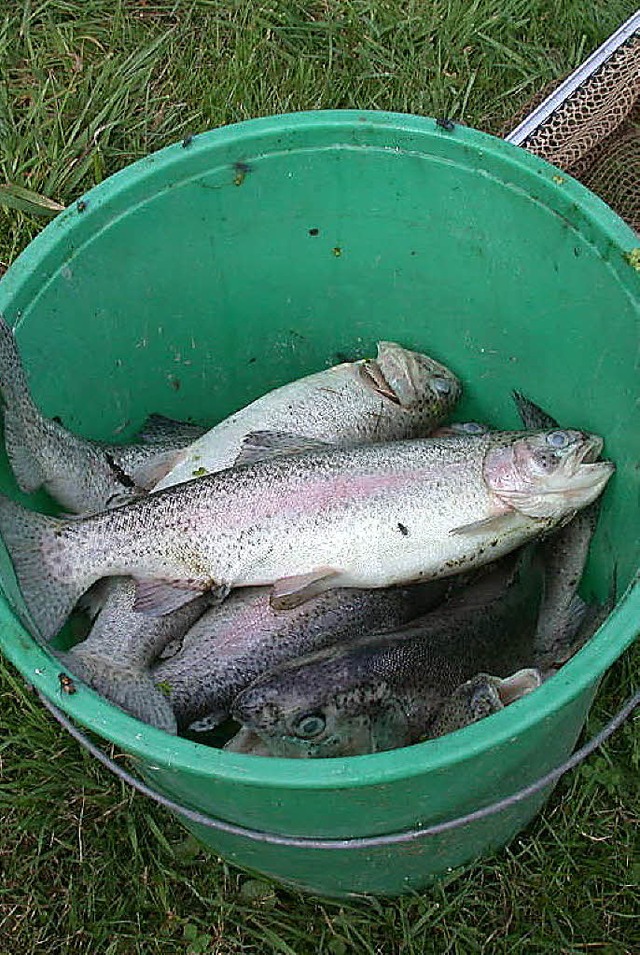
[0,1,639,952]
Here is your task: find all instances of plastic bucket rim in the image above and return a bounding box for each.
[0,109,638,790]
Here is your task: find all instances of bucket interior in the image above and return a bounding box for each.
[0,110,638,782]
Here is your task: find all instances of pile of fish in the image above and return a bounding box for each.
[0,316,614,757]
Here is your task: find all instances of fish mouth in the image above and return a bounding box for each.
[576,433,604,465]
[495,668,542,706]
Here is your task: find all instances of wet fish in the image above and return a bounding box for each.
[56,578,209,733]
[512,391,603,662]
[0,427,612,641]
[426,668,543,739]
[149,581,448,732]
[226,667,543,755]
[228,549,546,757]
[150,341,462,489]
[0,315,201,513]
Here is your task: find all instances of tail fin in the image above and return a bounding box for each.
[0,315,48,493]
[0,495,93,640]
[58,651,177,734]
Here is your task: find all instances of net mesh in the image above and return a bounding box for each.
[507,33,640,234]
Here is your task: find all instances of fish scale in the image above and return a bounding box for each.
[0,427,612,641]
[229,549,546,758]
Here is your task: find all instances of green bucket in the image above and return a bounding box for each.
[0,111,638,899]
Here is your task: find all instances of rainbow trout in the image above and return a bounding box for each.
[227,668,543,755]
[149,581,447,732]
[512,391,603,662]
[0,428,612,641]
[150,341,461,490]
[57,578,209,733]
[228,549,546,757]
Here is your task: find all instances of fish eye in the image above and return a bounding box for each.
[459,421,487,434]
[545,430,572,449]
[431,376,452,395]
[292,712,326,739]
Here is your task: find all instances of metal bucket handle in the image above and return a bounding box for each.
[37,688,638,850]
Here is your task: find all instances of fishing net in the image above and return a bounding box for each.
[506,31,640,234]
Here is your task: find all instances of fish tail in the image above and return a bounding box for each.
[58,651,178,733]
[0,315,48,493]
[0,495,94,640]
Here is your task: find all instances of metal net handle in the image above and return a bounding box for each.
[37,689,639,851]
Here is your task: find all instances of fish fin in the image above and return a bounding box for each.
[0,495,94,640]
[132,577,209,616]
[58,652,177,733]
[535,595,592,669]
[449,512,517,536]
[2,418,46,493]
[188,711,228,733]
[135,414,206,446]
[270,567,342,611]
[511,391,559,430]
[234,431,334,468]
[0,316,50,492]
[0,315,36,412]
[495,668,542,705]
[562,594,590,641]
[130,449,186,490]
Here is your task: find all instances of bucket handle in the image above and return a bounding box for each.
[37,688,638,850]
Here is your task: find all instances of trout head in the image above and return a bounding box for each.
[231,650,409,758]
[359,342,462,423]
[484,430,614,520]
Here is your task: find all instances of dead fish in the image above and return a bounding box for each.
[228,548,546,757]
[226,667,543,756]
[149,341,462,489]
[0,427,612,641]
[56,578,209,732]
[512,390,603,662]
[427,668,543,739]
[537,577,616,672]
[0,315,200,513]
[149,580,448,732]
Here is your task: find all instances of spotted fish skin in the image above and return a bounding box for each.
[229,549,546,758]
[57,578,209,732]
[0,428,612,641]
[152,341,462,489]
[150,581,447,731]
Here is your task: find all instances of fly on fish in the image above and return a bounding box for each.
[0,323,615,757]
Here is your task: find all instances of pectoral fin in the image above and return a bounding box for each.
[449,512,518,536]
[130,449,186,490]
[270,567,342,611]
[234,431,334,467]
[133,577,209,616]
